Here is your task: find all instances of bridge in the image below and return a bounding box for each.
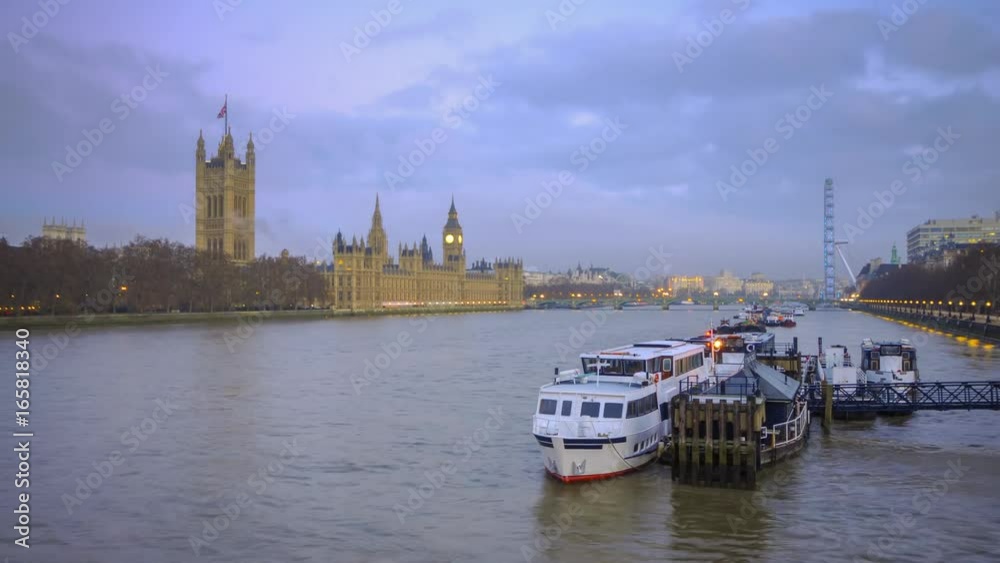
[805,381,1000,414]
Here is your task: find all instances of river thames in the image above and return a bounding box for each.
[4,306,1000,562]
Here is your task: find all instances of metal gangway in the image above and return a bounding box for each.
[806,381,1000,414]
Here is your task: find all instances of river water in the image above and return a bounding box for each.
[4,306,1000,562]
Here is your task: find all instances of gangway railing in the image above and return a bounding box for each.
[762,402,809,451]
[806,381,1000,413]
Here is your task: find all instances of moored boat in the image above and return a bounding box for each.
[532,340,711,482]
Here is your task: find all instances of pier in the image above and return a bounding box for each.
[807,381,1000,417]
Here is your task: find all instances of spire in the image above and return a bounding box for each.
[445,196,461,229]
[247,131,254,150]
[372,194,382,226]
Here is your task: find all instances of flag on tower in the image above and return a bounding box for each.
[217,96,227,119]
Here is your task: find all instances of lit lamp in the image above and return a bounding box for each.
[987,302,993,324]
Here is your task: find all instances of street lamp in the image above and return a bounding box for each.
[987,301,993,324]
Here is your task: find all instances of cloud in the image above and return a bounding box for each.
[2,0,999,279]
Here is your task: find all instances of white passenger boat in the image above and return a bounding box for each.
[860,338,919,385]
[532,340,711,482]
[793,307,806,316]
[823,339,919,387]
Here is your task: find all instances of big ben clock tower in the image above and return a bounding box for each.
[443,196,465,271]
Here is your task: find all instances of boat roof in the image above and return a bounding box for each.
[862,338,915,348]
[723,362,801,402]
[580,340,705,360]
[539,380,651,397]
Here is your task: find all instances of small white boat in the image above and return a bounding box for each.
[532,340,711,482]
[793,307,806,316]
[860,338,919,386]
[823,339,919,387]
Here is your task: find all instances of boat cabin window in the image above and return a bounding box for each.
[603,402,624,419]
[581,401,601,417]
[582,358,646,375]
[674,353,704,375]
[626,393,658,418]
[902,351,915,371]
[718,337,746,354]
[538,399,557,415]
[880,345,902,356]
[660,358,672,377]
[561,400,573,416]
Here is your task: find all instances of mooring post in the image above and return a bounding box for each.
[822,380,833,429]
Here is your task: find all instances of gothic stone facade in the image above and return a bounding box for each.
[331,197,524,310]
[195,129,255,264]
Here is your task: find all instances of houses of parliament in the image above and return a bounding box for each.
[331,196,524,310]
[194,129,523,309]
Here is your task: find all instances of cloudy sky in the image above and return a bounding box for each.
[2,0,999,279]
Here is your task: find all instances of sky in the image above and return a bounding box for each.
[2,0,999,279]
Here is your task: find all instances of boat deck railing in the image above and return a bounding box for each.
[680,375,758,398]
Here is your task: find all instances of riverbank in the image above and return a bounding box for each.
[0,305,524,330]
[850,303,1000,343]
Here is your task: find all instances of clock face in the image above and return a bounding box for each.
[445,234,455,244]
[457,235,463,244]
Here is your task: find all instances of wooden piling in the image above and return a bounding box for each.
[671,393,764,488]
[822,380,833,429]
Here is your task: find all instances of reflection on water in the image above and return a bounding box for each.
[4,307,1000,562]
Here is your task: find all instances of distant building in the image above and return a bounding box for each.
[906,212,1000,264]
[707,270,743,295]
[774,278,818,299]
[42,218,86,243]
[523,271,557,286]
[566,264,614,285]
[853,244,901,292]
[195,128,255,264]
[330,197,523,310]
[669,275,704,294]
[743,273,774,297]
